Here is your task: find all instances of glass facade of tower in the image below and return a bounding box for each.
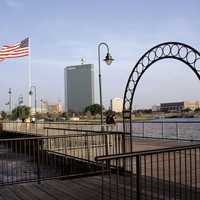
[64,64,94,113]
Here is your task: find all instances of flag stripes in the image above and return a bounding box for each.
[0,38,29,61]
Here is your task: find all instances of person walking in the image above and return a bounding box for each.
[106,113,116,131]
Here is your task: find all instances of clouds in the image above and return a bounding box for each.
[32,58,66,67]
[1,0,200,109]
[4,0,23,9]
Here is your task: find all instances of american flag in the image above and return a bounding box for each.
[0,38,29,62]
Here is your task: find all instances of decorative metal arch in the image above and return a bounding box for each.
[123,42,200,136]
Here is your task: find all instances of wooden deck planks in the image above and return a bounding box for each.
[33,182,76,200]
[0,176,102,200]
[0,187,22,200]
[48,179,99,200]
[8,185,37,200]
[0,174,200,200]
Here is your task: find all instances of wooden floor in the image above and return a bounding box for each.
[0,127,199,199]
[0,176,103,200]
[128,137,196,151]
[1,174,199,200]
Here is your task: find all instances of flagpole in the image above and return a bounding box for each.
[28,37,32,108]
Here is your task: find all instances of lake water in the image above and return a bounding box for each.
[116,118,200,141]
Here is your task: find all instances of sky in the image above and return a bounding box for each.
[0,0,200,111]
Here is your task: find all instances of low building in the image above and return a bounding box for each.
[110,97,123,113]
[152,105,160,112]
[184,101,200,110]
[40,100,48,113]
[31,100,52,114]
[48,103,63,114]
[160,100,200,112]
[160,102,184,112]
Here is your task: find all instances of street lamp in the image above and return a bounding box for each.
[98,42,114,126]
[40,98,43,113]
[29,85,37,118]
[8,88,12,113]
[18,95,23,106]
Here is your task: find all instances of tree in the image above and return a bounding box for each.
[11,106,31,120]
[84,104,103,115]
[0,111,7,120]
[182,108,192,112]
[61,112,69,120]
[194,108,200,112]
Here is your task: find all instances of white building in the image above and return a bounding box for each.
[40,100,48,113]
[111,97,123,113]
[48,103,63,113]
[152,105,160,112]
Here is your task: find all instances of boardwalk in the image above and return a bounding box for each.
[0,176,102,200]
[0,174,199,200]
[1,122,200,199]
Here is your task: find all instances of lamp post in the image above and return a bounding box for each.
[29,85,37,118]
[98,42,114,126]
[40,98,43,113]
[18,95,23,106]
[8,88,12,113]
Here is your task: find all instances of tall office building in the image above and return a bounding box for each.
[64,64,95,113]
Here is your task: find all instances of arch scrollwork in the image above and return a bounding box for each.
[123,42,200,139]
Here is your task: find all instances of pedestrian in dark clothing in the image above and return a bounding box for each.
[106,113,116,125]
[106,113,116,131]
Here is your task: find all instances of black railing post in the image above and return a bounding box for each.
[35,122,37,135]
[104,128,110,169]
[105,134,109,157]
[142,122,145,137]
[26,122,28,134]
[136,155,141,200]
[37,139,41,184]
[161,121,164,138]
[85,132,90,161]
[176,122,178,139]
[122,134,125,154]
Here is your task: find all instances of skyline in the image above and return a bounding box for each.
[1,0,200,111]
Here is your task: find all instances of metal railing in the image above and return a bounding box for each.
[2,121,200,141]
[45,128,124,161]
[122,121,200,141]
[1,121,119,136]
[96,144,200,200]
[1,123,200,200]
[1,120,200,200]
[0,129,124,185]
